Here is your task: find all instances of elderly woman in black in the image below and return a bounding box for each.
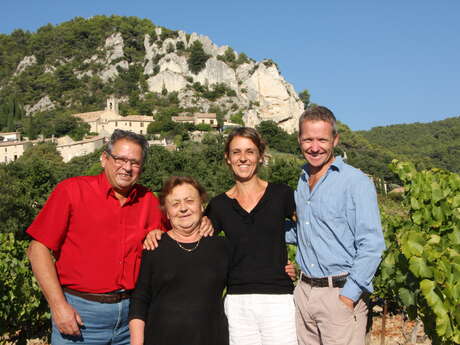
[129,176,232,345]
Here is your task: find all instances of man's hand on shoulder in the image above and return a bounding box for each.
[143,229,165,250]
[52,301,83,336]
[198,216,214,237]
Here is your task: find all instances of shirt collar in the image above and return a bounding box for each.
[302,156,344,178]
[98,172,139,201]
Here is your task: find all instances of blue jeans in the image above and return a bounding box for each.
[51,292,130,345]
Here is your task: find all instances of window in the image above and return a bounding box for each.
[115,121,118,126]
[140,130,143,134]
[140,122,144,127]
[129,122,132,127]
[14,155,17,161]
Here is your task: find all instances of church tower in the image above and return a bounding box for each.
[106,96,119,115]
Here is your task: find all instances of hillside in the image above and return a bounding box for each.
[0,15,303,135]
[358,116,460,174]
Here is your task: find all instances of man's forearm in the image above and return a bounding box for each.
[28,240,82,335]
[27,240,66,308]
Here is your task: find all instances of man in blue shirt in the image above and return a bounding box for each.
[286,106,385,345]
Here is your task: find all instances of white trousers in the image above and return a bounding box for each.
[224,294,298,345]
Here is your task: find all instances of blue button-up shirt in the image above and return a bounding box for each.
[286,157,385,301]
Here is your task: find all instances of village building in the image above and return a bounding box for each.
[172,113,218,128]
[0,139,32,163]
[0,131,22,142]
[56,135,105,163]
[73,97,154,136]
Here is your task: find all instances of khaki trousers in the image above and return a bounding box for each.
[294,280,368,345]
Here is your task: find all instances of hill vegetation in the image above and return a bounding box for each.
[358,116,460,174]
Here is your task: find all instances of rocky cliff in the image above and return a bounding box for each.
[2,17,304,133]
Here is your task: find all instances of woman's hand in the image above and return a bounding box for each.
[198,216,214,237]
[143,229,164,250]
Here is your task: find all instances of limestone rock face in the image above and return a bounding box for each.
[239,62,304,132]
[14,55,37,75]
[100,33,129,82]
[24,95,55,116]
[195,58,238,89]
[143,30,304,132]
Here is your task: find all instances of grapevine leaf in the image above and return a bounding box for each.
[432,183,443,203]
[409,256,433,278]
[420,280,450,336]
[452,194,460,208]
[432,205,444,223]
[398,287,415,306]
[412,212,422,225]
[411,196,420,210]
[427,234,441,245]
[406,231,425,256]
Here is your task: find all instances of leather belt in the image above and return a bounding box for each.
[301,274,348,288]
[63,287,132,303]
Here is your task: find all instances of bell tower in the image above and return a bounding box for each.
[106,96,119,114]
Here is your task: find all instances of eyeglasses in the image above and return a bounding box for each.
[105,151,142,169]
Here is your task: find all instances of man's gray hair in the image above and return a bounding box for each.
[106,129,149,162]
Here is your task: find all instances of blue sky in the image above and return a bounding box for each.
[1,0,459,130]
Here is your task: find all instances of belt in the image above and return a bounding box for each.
[301,274,348,288]
[63,287,132,303]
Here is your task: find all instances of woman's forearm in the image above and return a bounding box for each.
[129,319,145,345]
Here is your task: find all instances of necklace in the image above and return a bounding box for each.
[175,239,200,252]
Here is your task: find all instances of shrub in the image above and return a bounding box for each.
[0,233,50,343]
[187,41,210,75]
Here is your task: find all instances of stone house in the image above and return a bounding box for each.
[56,135,105,163]
[172,113,218,128]
[73,97,154,136]
[0,140,32,163]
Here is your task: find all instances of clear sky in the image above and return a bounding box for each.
[1,0,459,130]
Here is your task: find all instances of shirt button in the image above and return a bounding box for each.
[306,221,310,225]
[307,201,311,205]
[310,263,315,267]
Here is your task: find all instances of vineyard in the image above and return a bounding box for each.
[1,159,459,344]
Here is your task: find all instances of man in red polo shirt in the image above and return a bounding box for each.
[27,130,165,345]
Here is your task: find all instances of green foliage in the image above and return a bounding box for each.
[230,112,244,126]
[375,161,460,344]
[191,82,236,101]
[187,41,210,74]
[0,96,25,132]
[358,116,460,174]
[298,89,310,110]
[337,121,400,183]
[267,156,302,190]
[262,59,278,70]
[22,110,90,140]
[0,233,50,343]
[256,121,299,155]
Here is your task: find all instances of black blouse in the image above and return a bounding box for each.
[205,183,296,295]
[129,235,232,345]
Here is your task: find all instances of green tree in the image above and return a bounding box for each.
[298,89,310,110]
[187,41,210,74]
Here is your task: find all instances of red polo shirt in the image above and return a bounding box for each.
[27,173,165,293]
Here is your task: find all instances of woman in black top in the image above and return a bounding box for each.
[205,127,298,345]
[129,176,231,345]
